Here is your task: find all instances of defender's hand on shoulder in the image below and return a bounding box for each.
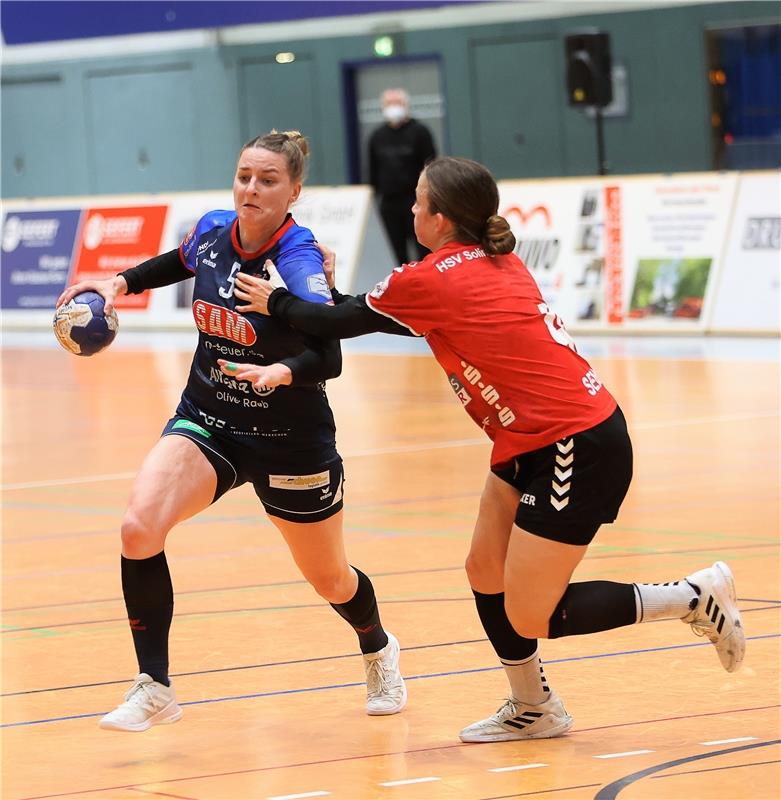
[234,260,287,315]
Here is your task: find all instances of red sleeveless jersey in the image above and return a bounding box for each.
[365,241,616,467]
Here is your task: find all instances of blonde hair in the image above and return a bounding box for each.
[240,129,310,183]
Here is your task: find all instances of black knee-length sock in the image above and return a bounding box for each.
[548,581,638,638]
[473,590,549,704]
[330,567,388,654]
[121,552,174,686]
[473,590,538,661]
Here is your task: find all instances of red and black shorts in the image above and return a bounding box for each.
[492,406,633,546]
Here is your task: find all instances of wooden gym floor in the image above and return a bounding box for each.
[2,333,779,800]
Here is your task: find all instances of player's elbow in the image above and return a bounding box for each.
[326,346,343,379]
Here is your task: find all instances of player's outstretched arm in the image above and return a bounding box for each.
[241,260,409,338]
[267,283,410,338]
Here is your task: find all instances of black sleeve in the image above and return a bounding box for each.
[418,123,437,168]
[120,249,193,295]
[268,288,416,338]
[279,335,342,386]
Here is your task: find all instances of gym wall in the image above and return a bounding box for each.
[1,1,775,198]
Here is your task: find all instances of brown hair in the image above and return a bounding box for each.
[424,157,516,255]
[240,130,310,183]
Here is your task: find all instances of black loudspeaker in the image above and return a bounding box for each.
[564,31,613,107]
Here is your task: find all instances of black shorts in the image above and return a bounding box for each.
[162,415,344,523]
[492,406,633,546]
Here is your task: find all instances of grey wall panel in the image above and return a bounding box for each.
[84,64,197,194]
[0,2,775,198]
[1,75,87,198]
[470,36,565,179]
[237,56,323,185]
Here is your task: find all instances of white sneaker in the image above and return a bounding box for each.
[682,561,745,673]
[363,632,407,715]
[459,691,573,743]
[99,673,182,732]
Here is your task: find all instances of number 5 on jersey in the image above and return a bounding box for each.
[219,262,242,299]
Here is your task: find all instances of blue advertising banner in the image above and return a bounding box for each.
[1,210,82,309]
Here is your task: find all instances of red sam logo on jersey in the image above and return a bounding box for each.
[193,300,257,345]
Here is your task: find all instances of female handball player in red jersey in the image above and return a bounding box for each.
[225,156,745,742]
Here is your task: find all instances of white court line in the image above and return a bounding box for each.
[632,411,778,431]
[1,471,136,491]
[594,749,654,759]
[267,792,330,800]
[489,762,548,773]
[701,736,758,745]
[0,439,487,490]
[3,411,777,491]
[378,777,441,787]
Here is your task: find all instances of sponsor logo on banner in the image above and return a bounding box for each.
[500,181,609,324]
[742,217,780,250]
[710,173,779,331]
[504,205,560,273]
[604,186,623,323]
[193,299,257,345]
[1,209,81,309]
[72,206,168,309]
[622,174,736,327]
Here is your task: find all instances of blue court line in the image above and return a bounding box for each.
[3,632,778,729]
[5,603,778,696]
[4,543,778,614]
[3,597,779,637]
[4,603,779,697]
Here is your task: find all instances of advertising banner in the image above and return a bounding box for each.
[710,171,780,332]
[1,209,81,309]
[619,173,738,329]
[291,186,372,293]
[161,192,232,315]
[497,179,613,326]
[2,173,774,334]
[71,205,168,310]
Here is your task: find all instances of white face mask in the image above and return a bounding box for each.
[383,104,407,125]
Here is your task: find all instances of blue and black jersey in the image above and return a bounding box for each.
[176,209,336,455]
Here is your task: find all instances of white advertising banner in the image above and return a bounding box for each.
[619,172,739,330]
[289,185,372,293]
[498,179,606,326]
[3,174,776,335]
[710,171,780,333]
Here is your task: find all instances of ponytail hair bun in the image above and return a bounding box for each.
[278,129,310,158]
[483,214,516,255]
[240,129,310,182]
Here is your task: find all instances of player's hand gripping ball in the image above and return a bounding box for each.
[53,291,119,356]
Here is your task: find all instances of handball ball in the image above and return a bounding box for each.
[53,291,119,356]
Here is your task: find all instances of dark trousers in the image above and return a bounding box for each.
[379,194,428,264]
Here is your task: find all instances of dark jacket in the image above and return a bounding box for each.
[368,118,436,198]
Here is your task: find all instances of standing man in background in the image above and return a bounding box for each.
[368,88,437,263]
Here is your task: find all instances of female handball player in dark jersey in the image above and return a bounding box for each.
[56,131,406,732]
